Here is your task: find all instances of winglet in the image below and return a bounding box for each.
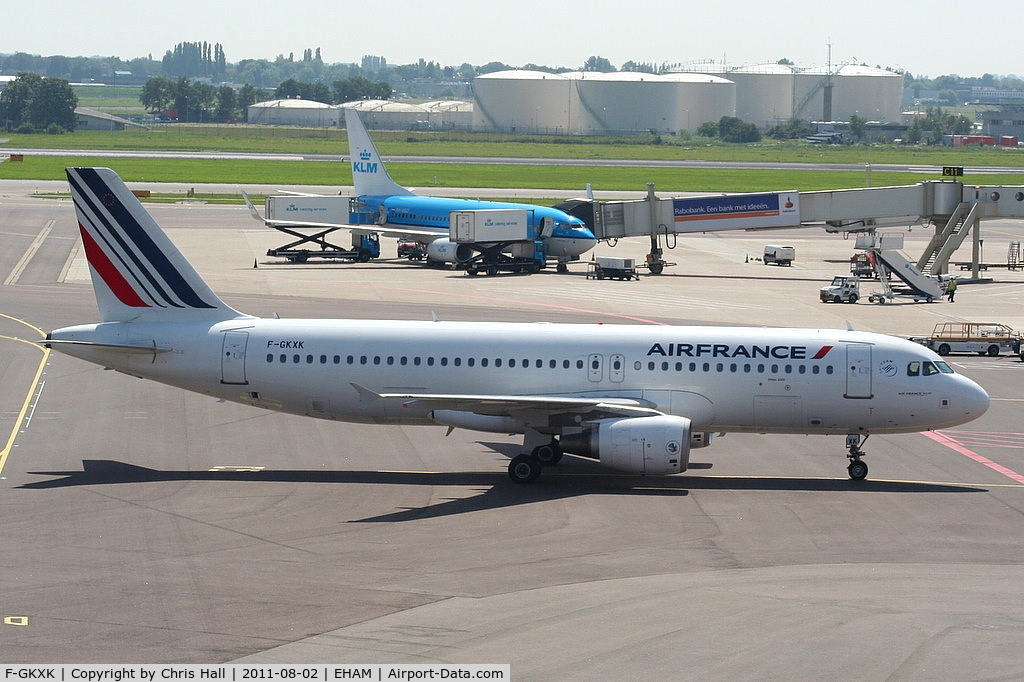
[241,190,264,222]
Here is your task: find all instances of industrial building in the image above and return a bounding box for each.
[246,99,342,127]
[245,98,473,129]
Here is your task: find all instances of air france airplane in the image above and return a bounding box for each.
[256,108,597,269]
[48,168,989,483]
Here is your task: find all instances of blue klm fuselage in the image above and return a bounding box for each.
[357,194,597,259]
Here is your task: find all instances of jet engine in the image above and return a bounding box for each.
[559,415,692,475]
[425,238,474,265]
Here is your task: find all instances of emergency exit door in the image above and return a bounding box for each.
[221,331,249,385]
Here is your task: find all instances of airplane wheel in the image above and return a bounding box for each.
[509,454,542,484]
[533,443,563,467]
[847,460,868,481]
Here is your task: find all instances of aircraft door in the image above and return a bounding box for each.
[221,331,249,385]
[453,212,474,242]
[844,342,873,399]
[588,354,603,382]
[539,216,555,239]
[610,354,625,382]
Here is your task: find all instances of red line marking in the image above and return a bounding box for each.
[923,431,1024,484]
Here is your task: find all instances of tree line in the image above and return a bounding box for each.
[138,75,394,123]
[0,73,77,132]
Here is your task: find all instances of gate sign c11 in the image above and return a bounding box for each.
[942,166,964,177]
[672,192,800,232]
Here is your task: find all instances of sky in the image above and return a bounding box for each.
[4,0,1017,78]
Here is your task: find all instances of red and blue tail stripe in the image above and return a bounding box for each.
[67,167,238,322]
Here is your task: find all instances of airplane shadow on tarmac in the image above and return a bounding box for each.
[21,452,986,522]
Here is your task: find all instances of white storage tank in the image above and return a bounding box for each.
[472,70,574,134]
[794,64,903,123]
[572,71,735,134]
[677,62,799,128]
[720,63,796,128]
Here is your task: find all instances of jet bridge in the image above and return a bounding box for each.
[574,180,1024,277]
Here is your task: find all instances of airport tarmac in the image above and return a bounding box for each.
[1,184,1024,678]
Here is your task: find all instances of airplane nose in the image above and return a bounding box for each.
[962,378,990,417]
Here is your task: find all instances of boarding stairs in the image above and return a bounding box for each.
[916,202,979,274]
[859,233,944,303]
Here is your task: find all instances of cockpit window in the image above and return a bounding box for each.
[909,360,953,377]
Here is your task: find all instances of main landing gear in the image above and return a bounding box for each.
[846,434,869,481]
[508,437,562,484]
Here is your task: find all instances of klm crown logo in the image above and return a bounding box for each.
[353,148,377,174]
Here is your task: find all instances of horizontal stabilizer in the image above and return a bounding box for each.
[42,338,173,354]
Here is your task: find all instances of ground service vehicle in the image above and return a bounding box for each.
[587,257,640,281]
[820,276,860,303]
[266,232,380,263]
[910,322,1021,356]
[764,245,795,266]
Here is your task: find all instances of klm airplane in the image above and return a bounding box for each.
[255,108,597,271]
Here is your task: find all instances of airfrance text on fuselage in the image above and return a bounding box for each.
[646,343,833,360]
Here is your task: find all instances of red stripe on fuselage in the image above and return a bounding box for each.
[811,345,834,359]
[78,224,150,308]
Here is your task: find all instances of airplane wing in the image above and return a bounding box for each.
[352,384,663,421]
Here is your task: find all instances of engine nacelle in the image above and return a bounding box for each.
[560,415,692,475]
[425,238,474,265]
[430,409,524,434]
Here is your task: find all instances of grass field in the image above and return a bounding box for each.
[6,153,1021,196]
[3,124,1024,195]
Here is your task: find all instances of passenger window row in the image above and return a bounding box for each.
[262,354,837,376]
[265,354,583,369]
[638,360,836,375]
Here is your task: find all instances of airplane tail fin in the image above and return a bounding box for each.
[344,108,414,197]
[66,167,245,323]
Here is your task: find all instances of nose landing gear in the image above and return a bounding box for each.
[846,434,869,480]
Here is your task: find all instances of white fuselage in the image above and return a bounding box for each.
[49,319,990,437]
